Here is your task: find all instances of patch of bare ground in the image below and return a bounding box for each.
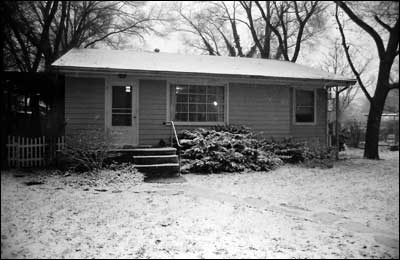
[1,148,398,258]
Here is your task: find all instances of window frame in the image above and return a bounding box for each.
[167,80,229,126]
[293,88,317,125]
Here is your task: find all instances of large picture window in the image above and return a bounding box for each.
[171,84,225,122]
[295,89,315,123]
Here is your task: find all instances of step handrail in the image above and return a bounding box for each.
[163,121,182,174]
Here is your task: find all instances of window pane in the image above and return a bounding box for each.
[112,108,132,113]
[176,103,188,113]
[189,113,206,121]
[176,94,188,102]
[112,114,131,126]
[295,90,314,123]
[216,86,224,96]
[188,104,205,113]
[175,113,188,121]
[112,86,131,109]
[189,85,206,94]
[296,90,314,106]
[189,104,196,113]
[207,103,218,113]
[296,107,314,122]
[197,104,206,112]
[176,85,189,94]
[207,94,217,103]
[207,113,218,121]
[189,94,206,103]
[207,86,217,94]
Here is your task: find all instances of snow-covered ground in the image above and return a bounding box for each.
[1,148,399,258]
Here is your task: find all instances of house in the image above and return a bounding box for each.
[51,48,356,148]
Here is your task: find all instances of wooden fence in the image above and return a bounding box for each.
[6,136,65,168]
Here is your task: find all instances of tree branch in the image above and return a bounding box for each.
[291,1,319,62]
[83,18,156,48]
[388,82,399,90]
[335,5,373,103]
[374,15,392,32]
[254,0,288,60]
[240,1,265,57]
[335,1,385,60]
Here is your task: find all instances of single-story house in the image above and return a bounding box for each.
[51,48,356,148]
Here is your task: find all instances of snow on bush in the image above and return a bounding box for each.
[177,126,334,173]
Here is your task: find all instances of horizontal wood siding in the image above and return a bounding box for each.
[139,80,170,145]
[229,83,291,137]
[65,77,105,135]
[64,75,328,146]
[290,88,327,145]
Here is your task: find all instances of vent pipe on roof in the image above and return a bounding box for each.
[154,48,160,53]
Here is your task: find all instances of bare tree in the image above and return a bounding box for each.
[335,1,399,159]
[175,1,257,57]
[249,1,327,61]
[2,1,168,72]
[175,1,327,61]
[321,38,371,114]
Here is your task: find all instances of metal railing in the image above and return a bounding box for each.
[163,121,182,175]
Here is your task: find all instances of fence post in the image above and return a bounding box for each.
[43,136,45,167]
[16,136,20,168]
[7,136,10,167]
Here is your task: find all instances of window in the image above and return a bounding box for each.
[112,85,132,126]
[171,84,225,122]
[295,89,315,123]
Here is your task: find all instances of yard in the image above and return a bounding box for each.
[1,148,399,259]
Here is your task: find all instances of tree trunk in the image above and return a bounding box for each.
[363,83,389,159]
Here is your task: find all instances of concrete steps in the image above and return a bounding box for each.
[134,163,180,178]
[106,147,180,179]
[133,155,178,165]
[132,148,180,179]
[106,147,177,163]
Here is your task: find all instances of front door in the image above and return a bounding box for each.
[106,80,138,147]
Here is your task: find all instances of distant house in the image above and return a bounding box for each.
[51,48,356,147]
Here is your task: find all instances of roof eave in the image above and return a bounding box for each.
[51,65,357,86]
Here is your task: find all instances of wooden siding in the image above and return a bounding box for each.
[138,80,221,145]
[290,88,327,145]
[64,75,328,146]
[65,77,105,135]
[229,83,291,137]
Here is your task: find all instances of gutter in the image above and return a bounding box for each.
[51,66,357,86]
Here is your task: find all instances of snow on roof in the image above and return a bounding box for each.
[52,48,355,84]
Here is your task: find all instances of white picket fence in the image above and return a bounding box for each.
[6,136,65,168]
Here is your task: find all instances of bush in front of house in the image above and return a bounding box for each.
[177,126,334,173]
[57,129,113,172]
[260,138,334,165]
[177,128,283,173]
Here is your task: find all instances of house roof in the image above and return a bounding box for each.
[52,48,356,85]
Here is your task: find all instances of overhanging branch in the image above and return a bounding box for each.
[388,82,399,90]
[374,15,392,32]
[335,1,385,60]
[335,5,373,103]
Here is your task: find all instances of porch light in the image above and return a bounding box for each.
[125,86,131,93]
[213,101,218,106]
